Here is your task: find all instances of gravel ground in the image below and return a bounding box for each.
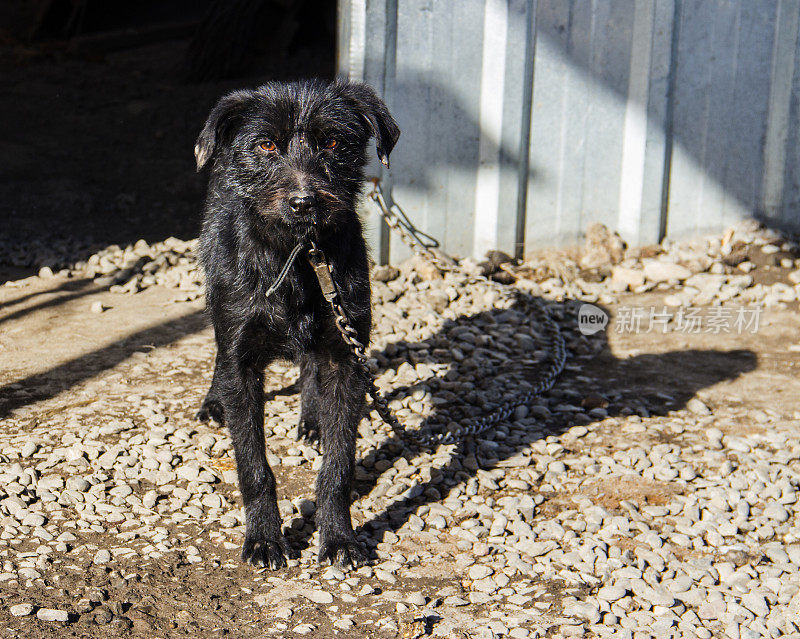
[1,222,800,638]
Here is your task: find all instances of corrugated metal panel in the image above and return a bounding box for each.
[390,0,487,261]
[526,0,641,249]
[667,0,777,237]
[338,0,800,263]
[762,0,800,226]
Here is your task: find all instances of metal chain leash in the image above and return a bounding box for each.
[367,178,458,274]
[299,181,567,448]
[307,243,408,439]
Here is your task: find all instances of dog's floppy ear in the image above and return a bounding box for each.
[342,82,400,168]
[194,90,256,171]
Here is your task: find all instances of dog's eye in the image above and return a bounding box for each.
[324,138,337,150]
[259,140,277,153]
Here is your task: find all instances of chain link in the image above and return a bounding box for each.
[367,179,458,274]
[300,181,567,449]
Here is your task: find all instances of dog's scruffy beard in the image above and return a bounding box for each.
[251,187,356,239]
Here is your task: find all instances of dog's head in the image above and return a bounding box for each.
[195,79,400,231]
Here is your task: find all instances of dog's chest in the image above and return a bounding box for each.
[246,266,324,353]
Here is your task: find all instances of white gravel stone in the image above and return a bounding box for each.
[66,477,90,492]
[304,589,333,604]
[597,584,627,602]
[292,624,315,635]
[741,593,769,617]
[406,592,426,606]
[643,262,692,282]
[19,441,38,458]
[468,565,493,580]
[443,596,469,607]
[687,398,711,415]
[36,608,68,622]
[9,603,34,617]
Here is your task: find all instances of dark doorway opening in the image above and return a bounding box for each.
[0,0,336,282]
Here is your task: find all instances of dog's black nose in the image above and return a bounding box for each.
[288,192,316,213]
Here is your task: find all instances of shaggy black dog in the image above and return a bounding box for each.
[194,79,399,569]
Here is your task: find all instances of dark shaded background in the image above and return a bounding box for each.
[0,0,336,280]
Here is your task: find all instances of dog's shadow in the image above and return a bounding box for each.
[286,292,756,555]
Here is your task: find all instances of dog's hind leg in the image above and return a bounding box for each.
[313,355,369,568]
[217,350,294,569]
[297,354,321,445]
[196,350,226,425]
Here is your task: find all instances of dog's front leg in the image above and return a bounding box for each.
[219,357,292,569]
[314,356,369,568]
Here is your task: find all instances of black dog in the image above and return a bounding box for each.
[193,79,399,569]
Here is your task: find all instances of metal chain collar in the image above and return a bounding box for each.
[297,181,567,449]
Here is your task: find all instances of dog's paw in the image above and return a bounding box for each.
[319,539,368,569]
[241,536,295,570]
[196,398,224,425]
[296,417,320,445]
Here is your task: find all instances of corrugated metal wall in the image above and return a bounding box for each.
[338,0,800,263]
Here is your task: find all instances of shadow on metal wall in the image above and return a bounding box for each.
[530,1,798,239]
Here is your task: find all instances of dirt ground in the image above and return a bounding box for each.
[1,268,799,637]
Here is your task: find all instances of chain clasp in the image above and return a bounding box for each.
[307,243,337,302]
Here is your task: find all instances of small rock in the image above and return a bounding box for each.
[611,266,645,290]
[19,441,38,458]
[741,593,768,617]
[21,513,46,527]
[639,586,675,608]
[295,498,316,518]
[304,589,333,605]
[9,603,34,617]
[176,465,200,482]
[581,393,608,410]
[643,261,692,283]
[597,584,627,602]
[580,223,626,269]
[407,255,443,280]
[763,504,790,523]
[406,592,426,606]
[468,565,493,580]
[515,539,556,557]
[93,607,113,624]
[37,608,69,622]
[18,568,41,580]
[687,398,711,416]
[372,265,400,282]
[443,596,469,607]
[293,624,315,635]
[333,619,354,630]
[698,598,726,620]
